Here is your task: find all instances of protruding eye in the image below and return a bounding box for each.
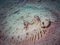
[41,19,51,28]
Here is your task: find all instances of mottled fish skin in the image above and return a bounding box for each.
[0,0,60,45]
